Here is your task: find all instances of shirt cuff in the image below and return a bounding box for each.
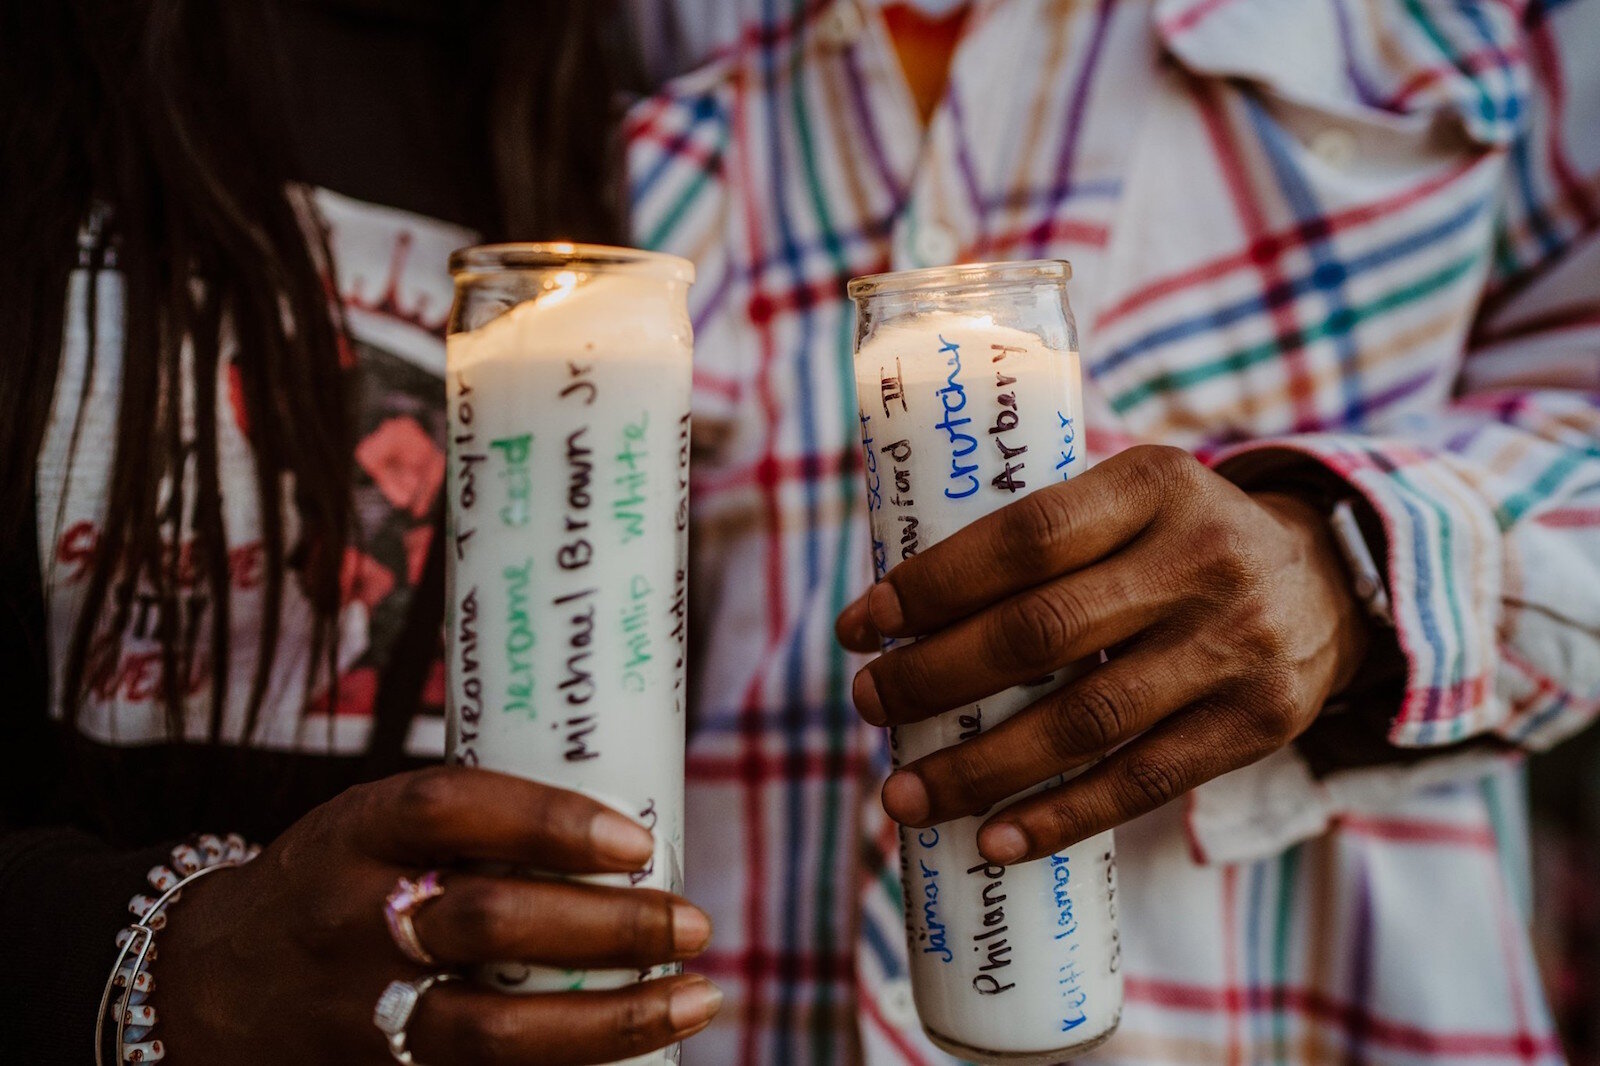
[1184,744,1511,865]
[1210,436,1507,748]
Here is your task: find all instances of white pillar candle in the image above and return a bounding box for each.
[446,248,694,1065]
[852,294,1123,1063]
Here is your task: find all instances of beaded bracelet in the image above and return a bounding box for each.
[96,834,260,1065]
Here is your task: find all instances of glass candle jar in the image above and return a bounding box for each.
[445,244,694,1054]
[848,260,1122,1063]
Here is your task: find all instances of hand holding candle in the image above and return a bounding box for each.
[837,443,1372,862]
[154,768,719,1066]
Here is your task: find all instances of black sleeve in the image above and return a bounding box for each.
[0,490,170,1061]
[0,828,172,1062]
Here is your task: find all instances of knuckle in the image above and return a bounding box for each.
[1122,755,1183,811]
[1036,798,1086,849]
[1231,597,1290,659]
[881,649,937,718]
[536,790,592,849]
[1101,566,1148,616]
[1039,701,1093,759]
[1010,490,1073,570]
[615,992,670,1054]
[1255,618,1294,663]
[1144,551,1195,601]
[1195,525,1262,594]
[1250,684,1304,743]
[328,779,376,818]
[938,750,995,816]
[451,883,515,953]
[459,1006,524,1066]
[1154,444,1204,483]
[395,767,459,827]
[1128,444,1202,495]
[296,889,347,950]
[307,792,365,853]
[626,894,675,957]
[999,590,1079,670]
[1051,682,1131,755]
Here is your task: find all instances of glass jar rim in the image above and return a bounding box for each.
[448,242,694,283]
[847,259,1072,300]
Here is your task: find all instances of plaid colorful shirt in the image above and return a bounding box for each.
[626,0,1600,1062]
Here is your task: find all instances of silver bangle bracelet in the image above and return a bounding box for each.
[96,844,256,1065]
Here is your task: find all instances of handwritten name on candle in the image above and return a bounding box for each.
[621,574,654,694]
[452,373,483,562]
[554,586,597,711]
[880,438,919,560]
[881,356,908,417]
[870,357,921,563]
[934,335,980,501]
[989,344,1028,494]
[451,373,484,765]
[1049,854,1090,1032]
[1055,410,1078,481]
[917,828,953,964]
[669,412,691,719]
[560,431,594,572]
[968,861,1017,996]
[503,559,536,719]
[858,411,889,576]
[613,415,649,542]
[958,705,983,741]
[455,588,483,765]
[492,433,533,527]
[1105,849,1122,974]
[629,797,661,887]
[550,362,599,762]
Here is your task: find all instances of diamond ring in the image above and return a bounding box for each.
[373,972,458,1065]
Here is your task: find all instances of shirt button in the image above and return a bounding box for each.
[881,978,918,1028]
[913,222,960,266]
[1311,127,1358,170]
[817,2,865,47]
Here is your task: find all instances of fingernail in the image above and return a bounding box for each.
[669,979,724,1031]
[590,811,655,867]
[853,669,886,726]
[672,904,712,954]
[867,582,906,635]
[978,823,1029,865]
[882,771,929,824]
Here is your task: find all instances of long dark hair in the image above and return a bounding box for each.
[0,0,628,739]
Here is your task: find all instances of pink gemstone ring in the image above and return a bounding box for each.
[384,871,445,967]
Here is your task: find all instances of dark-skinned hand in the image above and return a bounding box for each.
[156,766,721,1065]
[836,444,1370,865]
